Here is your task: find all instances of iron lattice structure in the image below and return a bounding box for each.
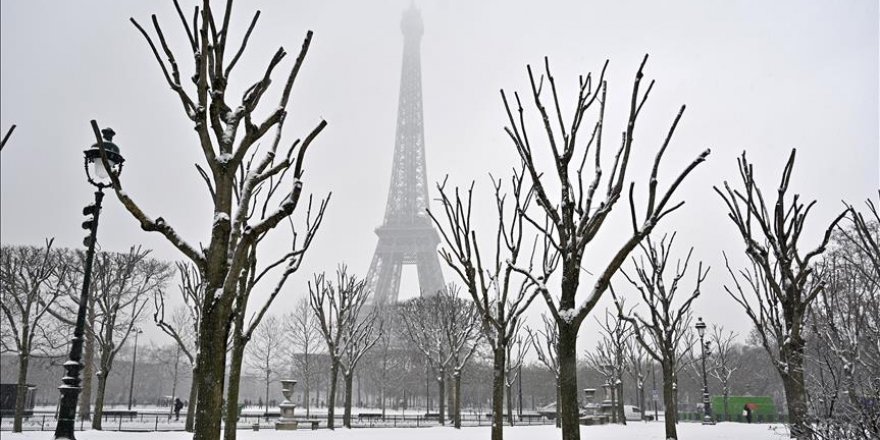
[366,6,445,306]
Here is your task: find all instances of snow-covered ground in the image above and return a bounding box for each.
[4,423,790,440]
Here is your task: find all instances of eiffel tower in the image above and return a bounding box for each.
[366,5,445,306]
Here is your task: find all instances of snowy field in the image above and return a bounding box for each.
[4,423,789,440]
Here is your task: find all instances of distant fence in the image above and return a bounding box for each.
[0,411,555,432]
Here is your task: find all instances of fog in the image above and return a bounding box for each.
[1,0,877,351]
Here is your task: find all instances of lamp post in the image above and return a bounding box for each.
[54,128,125,440]
[695,317,714,425]
[127,328,144,410]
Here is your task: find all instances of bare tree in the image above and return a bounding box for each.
[806,226,879,439]
[527,314,561,427]
[398,285,482,428]
[53,247,172,429]
[498,54,710,440]
[154,262,203,431]
[97,2,331,438]
[429,171,552,440]
[309,266,371,430]
[844,192,880,286]
[285,297,323,418]
[363,318,408,418]
[338,308,382,428]
[92,248,172,429]
[0,240,68,432]
[246,314,284,422]
[716,150,846,439]
[707,325,739,422]
[612,234,707,440]
[585,309,632,425]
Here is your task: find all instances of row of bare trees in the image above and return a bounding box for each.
[0,244,172,433]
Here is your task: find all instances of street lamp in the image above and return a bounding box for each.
[695,317,715,425]
[128,328,144,410]
[54,127,125,440]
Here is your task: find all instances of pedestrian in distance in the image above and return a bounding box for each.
[174,398,185,421]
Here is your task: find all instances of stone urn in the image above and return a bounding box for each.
[275,379,298,430]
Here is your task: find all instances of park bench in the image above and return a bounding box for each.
[423,413,440,421]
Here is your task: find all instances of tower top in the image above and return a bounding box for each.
[401,4,423,40]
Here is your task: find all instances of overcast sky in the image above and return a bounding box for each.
[2,0,878,352]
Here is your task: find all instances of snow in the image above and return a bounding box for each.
[214,212,230,224]
[558,308,577,323]
[3,423,789,440]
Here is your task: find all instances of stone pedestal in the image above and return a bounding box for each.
[275,379,299,431]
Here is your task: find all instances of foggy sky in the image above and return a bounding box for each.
[1,0,878,352]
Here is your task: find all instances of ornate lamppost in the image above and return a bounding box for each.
[695,317,715,425]
[54,128,124,439]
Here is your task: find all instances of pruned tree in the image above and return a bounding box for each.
[429,170,552,440]
[611,234,707,440]
[585,308,632,425]
[0,240,68,432]
[285,297,323,418]
[154,262,203,431]
[93,2,331,438]
[309,266,371,430]
[707,325,739,421]
[245,314,284,422]
[497,54,710,440]
[398,285,482,428]
[716,149,846,439]
[527,314,560,427]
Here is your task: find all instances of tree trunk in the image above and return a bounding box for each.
[722,387,729,422]
[556,380,561,428]
[193,317,227,440]
[639,384,646,421]
[781,358,809,440]
[327,361,338,429]
[506,382,514,426]
[610,381,617,423]
[223,339,245,440]
[452,371,462,428]
[617,380,626,425]
[304,379,311,418]
[185,363,198,432]
[13,350,29,432]
[92,371,109,430]
[437,370,446,425]
[491,346,506,440]
[661,365,678,440]
[343,371,353,428]
[558,322,580,440]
